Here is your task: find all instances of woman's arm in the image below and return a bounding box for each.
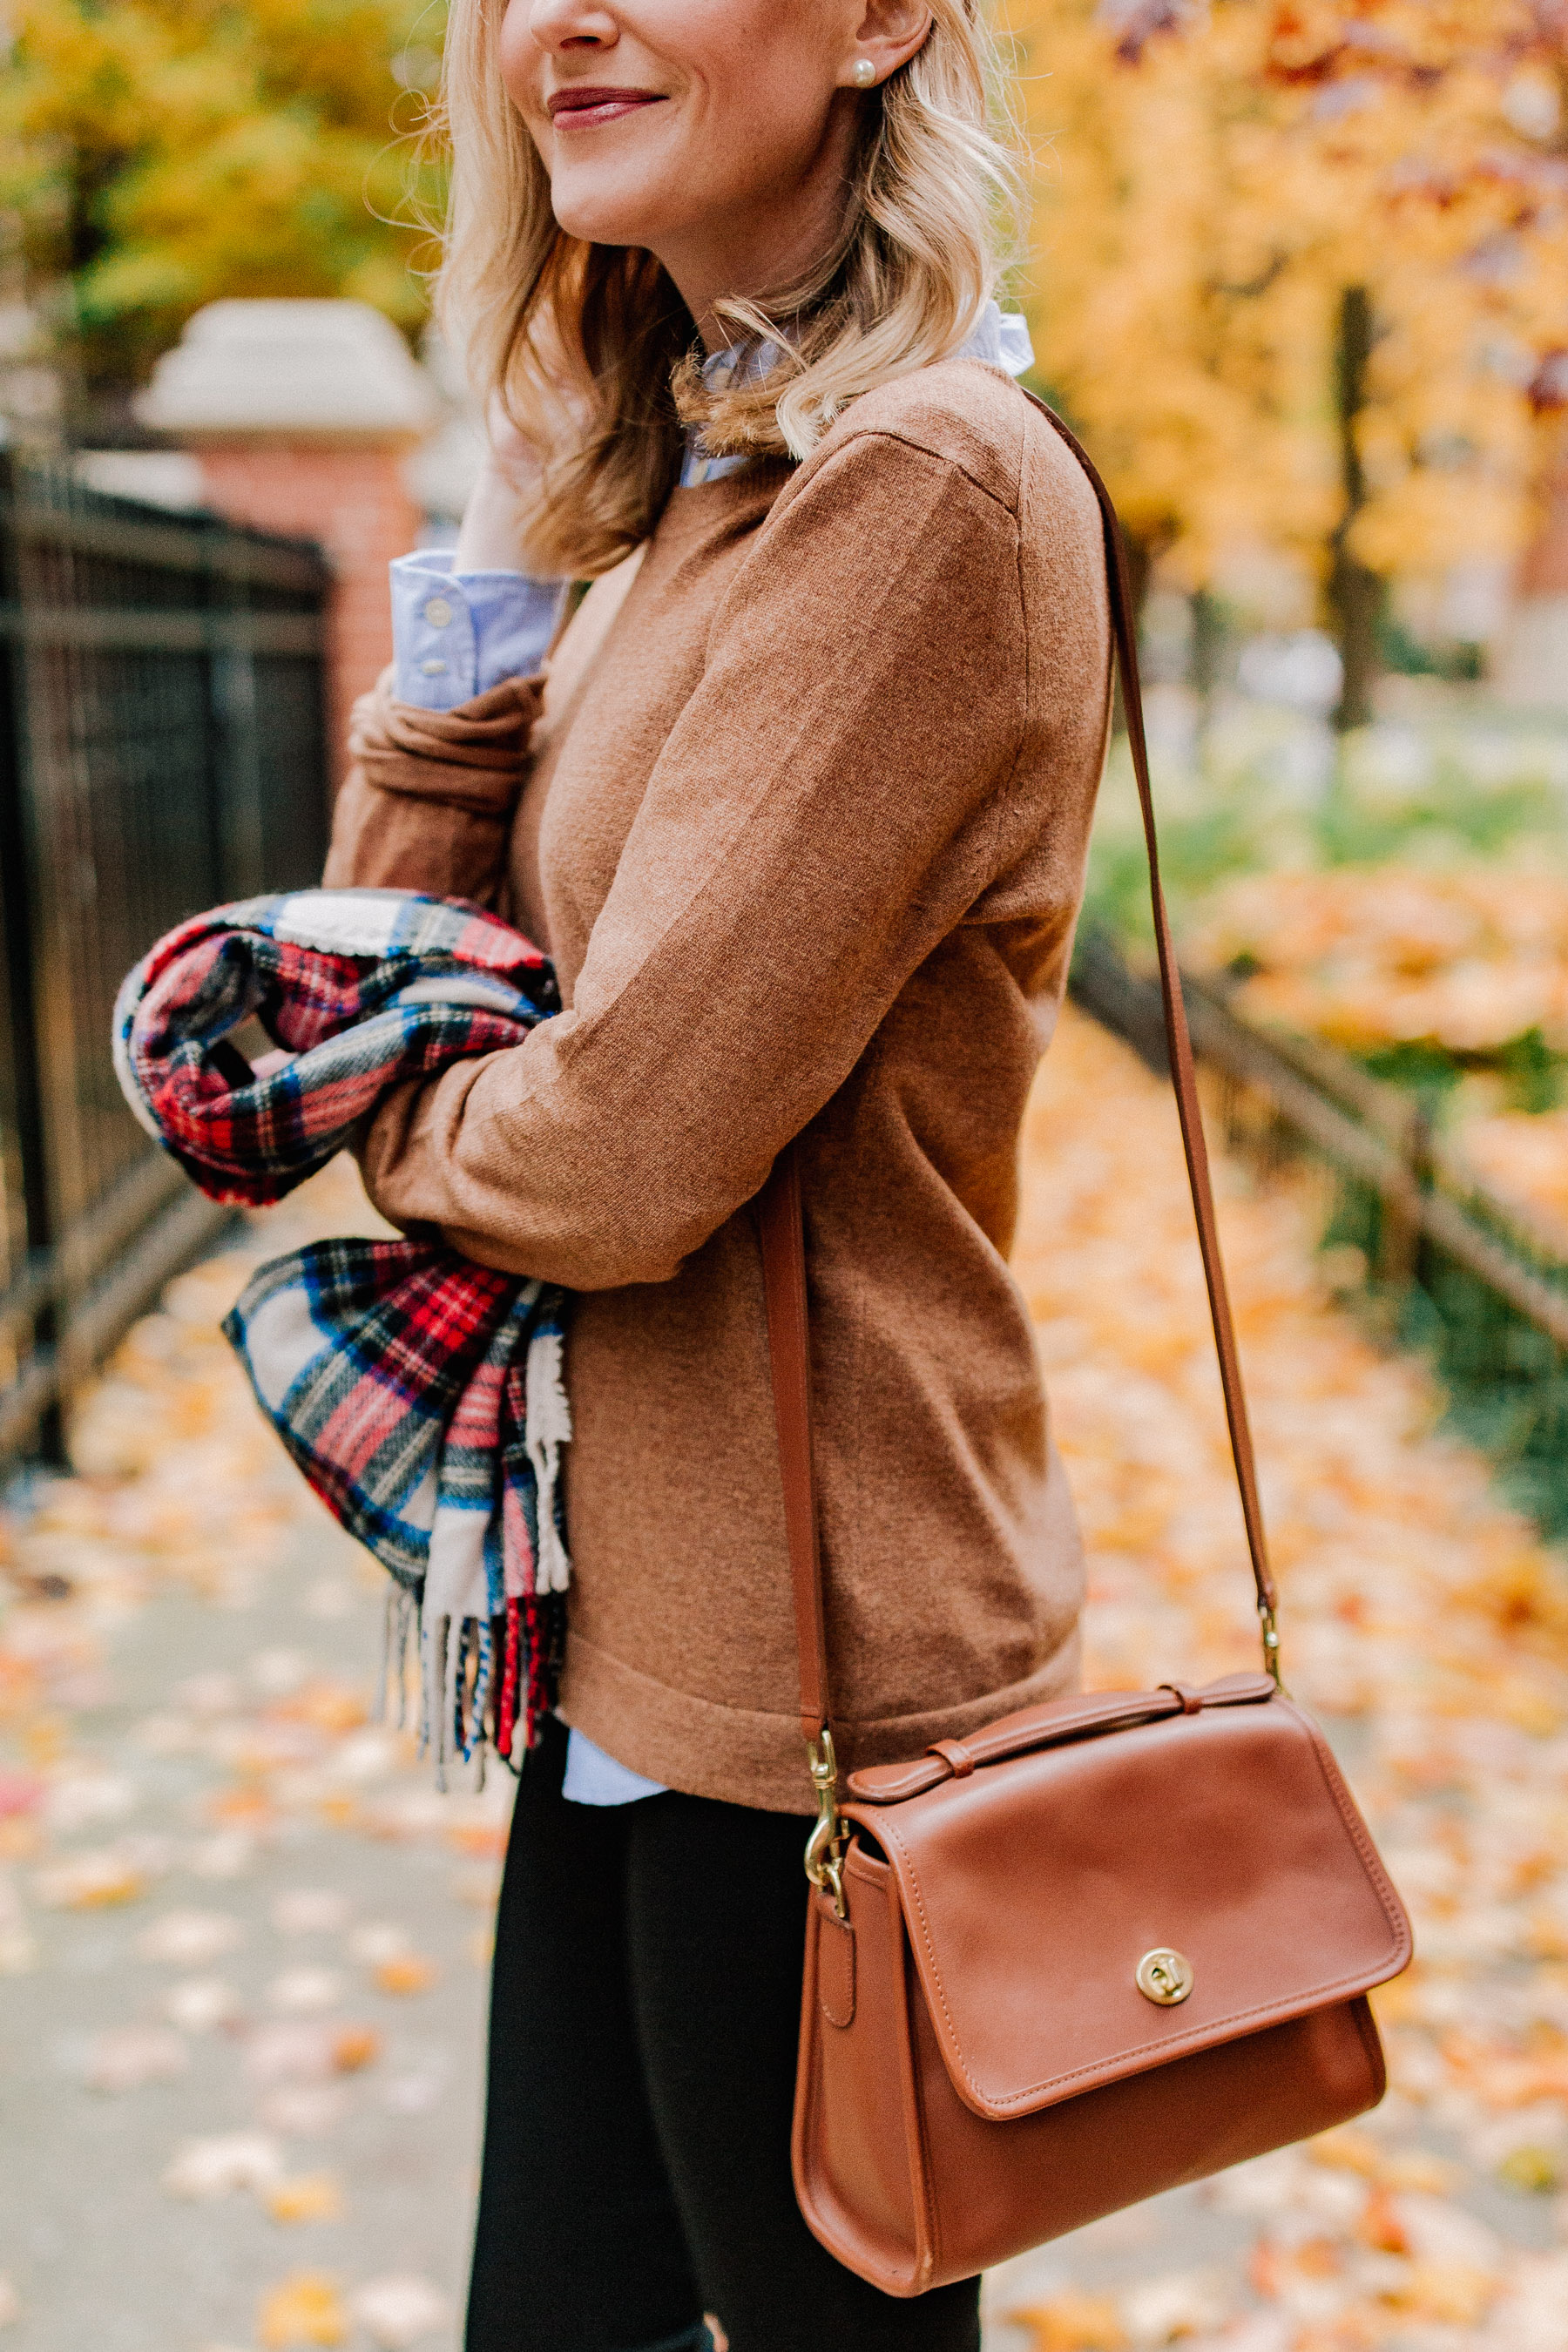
[360,424,1072,1289]
[322,674,543,902]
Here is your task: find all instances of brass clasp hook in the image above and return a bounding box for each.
[803,1727,847,1919]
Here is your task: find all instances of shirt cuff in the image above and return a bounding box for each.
[390,551,569,713]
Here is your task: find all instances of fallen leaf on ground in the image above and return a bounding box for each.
[135,1908,243,1965]
[1377,2261,1497,2325]
[373,1954,438,1997]
[331,2025,381,2072]
[265,2173,344,2226]
[256,2273,348,2349]
[272,1889,352,1936]
[266,1965,344,2014]
[348,1923,409,1965]
[80,2025,188,2092]
[0,1774,43,1816]
[33,1851,143,1909]
[163,2132,285,2200]
[1010,2295,1125,2352]
[1121,2270,1229,2342]
[348,2274,449,2349]
[162,1976,240,2033]
[258,2084,348,2137]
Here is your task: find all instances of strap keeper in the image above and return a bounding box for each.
[1158,1682,1204,1715]
[929,1736,978,1776]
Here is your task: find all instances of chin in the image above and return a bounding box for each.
[549,177,679,252]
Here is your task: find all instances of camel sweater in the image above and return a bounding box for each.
[323,361,1112,1814]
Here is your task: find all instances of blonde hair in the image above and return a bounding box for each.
[436,3,1023,578]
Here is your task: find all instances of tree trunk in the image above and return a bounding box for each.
[1328,286,1382,732]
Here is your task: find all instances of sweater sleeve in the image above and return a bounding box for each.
[321,670,542,905]
[359,429,1032,1288]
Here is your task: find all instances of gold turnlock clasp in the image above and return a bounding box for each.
[1259,1600,1284,1690]
[804,1727,848,1920]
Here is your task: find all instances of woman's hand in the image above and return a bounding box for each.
[453,397,549,573]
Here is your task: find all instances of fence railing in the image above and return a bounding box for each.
[1071,924,1568,1538]
[0,456,332,1456]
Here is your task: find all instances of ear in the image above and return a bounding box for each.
[835,0,933,90]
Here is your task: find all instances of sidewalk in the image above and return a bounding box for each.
[2,1010,1566,2349]
[0,1166,497,2352]
[989,1010,1568,2350]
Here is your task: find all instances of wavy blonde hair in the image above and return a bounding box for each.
[436,2,1023,578]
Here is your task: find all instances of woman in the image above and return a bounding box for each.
[326,0,1111,2344]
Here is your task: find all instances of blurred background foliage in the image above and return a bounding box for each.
[5,0,1565,646]
[1012,0,1568,721]
[2,0,1565,1139]
[0,0,447,435]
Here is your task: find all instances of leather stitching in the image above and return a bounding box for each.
[819,1912,856,2029]
[900,1939,942,2288]
[1295,1707,1412,1946]
[875,1730,1409,2113]
[849,1680,1275,1801]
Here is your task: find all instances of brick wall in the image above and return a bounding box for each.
[196,442,422,775]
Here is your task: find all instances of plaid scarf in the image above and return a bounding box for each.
[114,888,569,1782]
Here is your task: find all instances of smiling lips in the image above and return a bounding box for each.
[546,85,667,129]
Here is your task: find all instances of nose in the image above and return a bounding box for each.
[525,0,621,51]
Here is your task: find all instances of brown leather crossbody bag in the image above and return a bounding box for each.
[756,398,1412,2298]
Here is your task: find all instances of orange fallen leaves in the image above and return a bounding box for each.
[206,1784,273,1830]
[1185,869,1568,1058]
[32,1851,143,1909]
[1376,2261,1496,2326]
[279,1682,368,1735]
[1008,2292,1125,2352]
[447,1821,508,1860]
[256,2273,348,2349]
[1010,1013,1568,2339]
[264,2174,345,2227]
[329,2026,381,2073]
[372,1953,438,1997]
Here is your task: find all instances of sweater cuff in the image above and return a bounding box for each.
[346,667,543,817]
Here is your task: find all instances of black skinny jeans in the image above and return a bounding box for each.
[466,1718,981,2352]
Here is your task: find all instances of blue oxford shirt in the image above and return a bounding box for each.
[389,553,569,713]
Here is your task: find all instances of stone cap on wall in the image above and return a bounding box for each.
[138,299,441,445]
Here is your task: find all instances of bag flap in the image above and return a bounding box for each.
[843,1694,1410,2123]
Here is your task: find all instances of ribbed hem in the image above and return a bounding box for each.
[557,1625,1083,1816]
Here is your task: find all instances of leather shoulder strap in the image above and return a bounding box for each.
[759,392,1278,1748]
[757,1146,832,1745]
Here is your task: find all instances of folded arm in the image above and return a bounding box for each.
[360,431,1035,1290]
[322,518,565,905]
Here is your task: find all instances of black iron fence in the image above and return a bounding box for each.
[0,455,332,1456]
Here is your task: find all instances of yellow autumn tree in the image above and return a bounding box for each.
[1008,0,1567,633]
[0,0,447,430]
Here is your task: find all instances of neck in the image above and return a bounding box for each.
[655,98,861,351]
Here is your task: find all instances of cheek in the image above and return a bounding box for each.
[716,15,842,172]
[496,0,544,132]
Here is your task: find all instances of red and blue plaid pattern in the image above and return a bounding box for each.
[114,889,569,1779]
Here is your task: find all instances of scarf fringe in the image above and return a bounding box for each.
[377,1585,419,1731]
[524,1327,573,1596]
[380,1583,566,1788]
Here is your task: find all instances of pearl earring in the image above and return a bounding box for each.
[851,57,877,87]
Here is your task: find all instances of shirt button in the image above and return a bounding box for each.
[422,596,454,628]
[419,658,449,676]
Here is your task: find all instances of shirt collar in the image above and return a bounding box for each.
[680,301,1035,486]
